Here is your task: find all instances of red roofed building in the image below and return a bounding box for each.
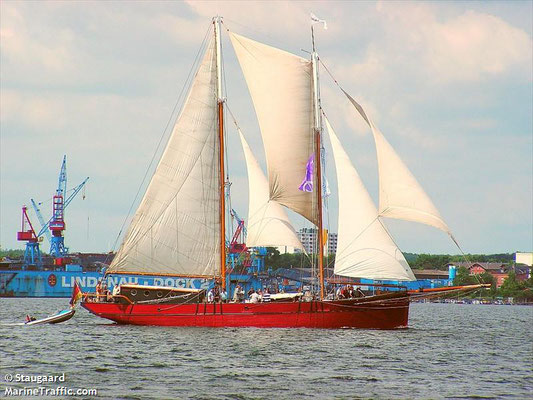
[450,262,509,287]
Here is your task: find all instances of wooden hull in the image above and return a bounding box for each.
[82,292,410,329]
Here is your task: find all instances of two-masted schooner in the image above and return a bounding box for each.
[82,16,466,329]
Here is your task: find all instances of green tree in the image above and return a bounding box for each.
[410,253,451,270]
[264,247,281,268]
[478,272,496,286]
[0,249,24,260]
[514,287,533,302]
[478,272,497,297]
[453,266,476,286]
[499,271,522,298]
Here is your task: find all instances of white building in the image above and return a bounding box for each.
[276,245,298,254]
[296,228,337,254]
[515,252,532,266]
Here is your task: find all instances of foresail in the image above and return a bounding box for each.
[229,32,316,224]
[109,37,220,276]
[238,130,304,250]
[326,117,415,281]
[343,91,451,235]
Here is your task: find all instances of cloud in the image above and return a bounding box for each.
[376,3,532,83]
[1,3,78,80]
[185,0,309,37]
[1,90,67,131]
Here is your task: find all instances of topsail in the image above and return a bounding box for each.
[229,32,317,224]
[344,91,452,235]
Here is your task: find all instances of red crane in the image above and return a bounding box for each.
[17,206,42,266]
[229,209,251,267]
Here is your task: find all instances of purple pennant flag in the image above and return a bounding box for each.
[298,154,314,192]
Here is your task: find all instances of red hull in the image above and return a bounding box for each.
[82,292,410,329]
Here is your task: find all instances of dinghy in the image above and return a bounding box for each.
[23,308,75,326]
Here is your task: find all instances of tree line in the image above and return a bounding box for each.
[453,266,533,302]
[262,249,517,271]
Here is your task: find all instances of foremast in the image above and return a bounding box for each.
[311,26,325,300]
[215,16,227,290]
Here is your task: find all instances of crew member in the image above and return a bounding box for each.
[250,290,260,303]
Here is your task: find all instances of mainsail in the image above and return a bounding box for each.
[326,117,415,281]
[343,91,452,235]
[238,129,303,250]
[229,32,316,224]
[109,37,220,277]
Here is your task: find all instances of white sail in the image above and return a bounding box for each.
[109,37,220,277]
[343,91,451,235]
[238,130,304,250]
[229,32,316,224]
[326,117,415,281]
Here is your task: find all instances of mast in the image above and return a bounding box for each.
[311,26,325,300]
[215,16,227,289]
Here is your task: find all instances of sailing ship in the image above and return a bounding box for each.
[82,17,476,329]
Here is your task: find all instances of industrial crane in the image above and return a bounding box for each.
[17,155,89,266]
[16,206,42,267]
[228,209,252,270]
[229,209,247,254]
[49,155,68,258]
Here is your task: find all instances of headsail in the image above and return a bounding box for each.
[343,91,452,235]
[229,32,316,224]
[326,117,415,281]
[109,37,220,277]
[238,130,304,250]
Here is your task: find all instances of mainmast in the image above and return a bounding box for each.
[215,16,227,290]
[311,26,325,300]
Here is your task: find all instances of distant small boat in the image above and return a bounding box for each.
[23,309,75,325]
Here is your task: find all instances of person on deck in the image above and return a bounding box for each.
[233,285,243,302]
[340,285,349,299]
[220,289,227,303]
[250,290,260,303]
[95,280,102,301]
[213,285,221,303]
[207,289,214,303]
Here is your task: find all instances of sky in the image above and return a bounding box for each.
[1,1,531,256]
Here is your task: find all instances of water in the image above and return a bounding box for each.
[0,299,531,400]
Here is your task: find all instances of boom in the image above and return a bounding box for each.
[30,199,52,244]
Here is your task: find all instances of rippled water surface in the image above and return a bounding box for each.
[0,299,531,399]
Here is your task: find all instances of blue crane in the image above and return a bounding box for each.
[19,156,89,264]
[30,199,52,245]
